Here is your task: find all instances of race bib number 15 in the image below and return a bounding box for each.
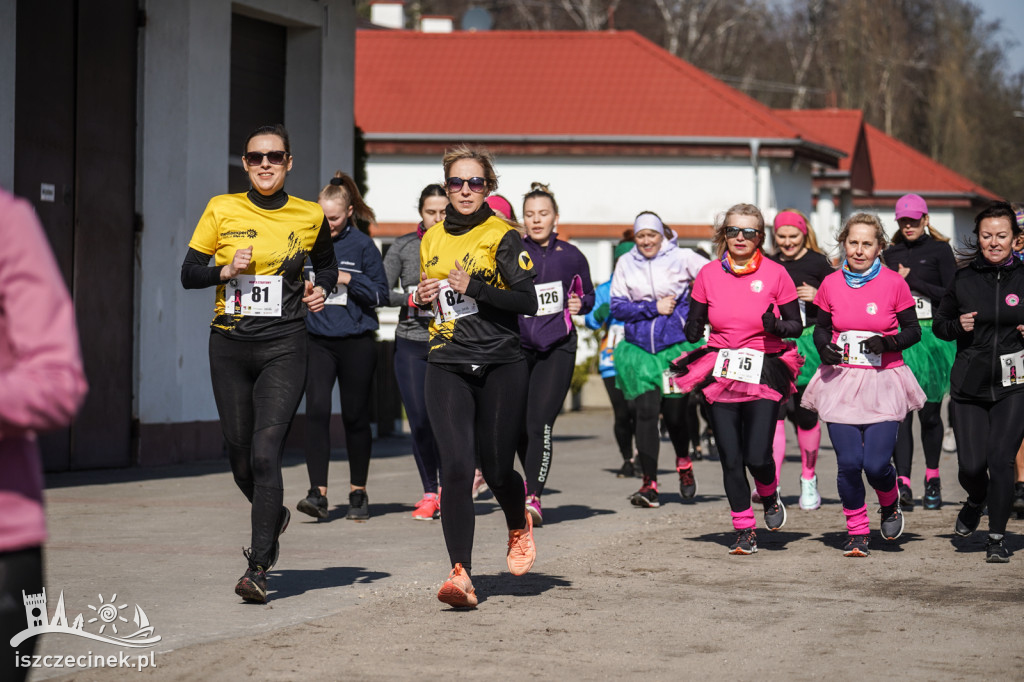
[712,348,764,384]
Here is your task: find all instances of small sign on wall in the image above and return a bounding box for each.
[40,183,55,202]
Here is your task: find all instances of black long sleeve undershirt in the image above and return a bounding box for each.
[465,276,539,315]
[814,306,921,354]
[684,299,802,344]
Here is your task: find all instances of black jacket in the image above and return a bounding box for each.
[933,256,1024,401]
[883,234,956,308]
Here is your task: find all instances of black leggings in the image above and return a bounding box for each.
[426,360,528,572]
[305,331,377,489]
[394,336,441,494]
[1,546,42,682]
[634,390,690,481]
[779,386,818,430]
[602,375,636,460]
[210,330,306,566]
[707,399,779,512]
[951,393,1024,534]
[893,401,943,478]
[517,342,576,496]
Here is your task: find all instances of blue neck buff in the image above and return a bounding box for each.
[842,257,882,289]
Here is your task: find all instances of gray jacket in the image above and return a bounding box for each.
[383,230,430,342]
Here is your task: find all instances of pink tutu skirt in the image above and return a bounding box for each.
[671,344,803,404]
[801,364,926,424]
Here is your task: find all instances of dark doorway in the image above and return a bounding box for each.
[14,0,137,470]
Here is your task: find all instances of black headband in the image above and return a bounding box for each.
[330,177,343,186]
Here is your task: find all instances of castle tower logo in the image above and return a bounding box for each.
[10,588,161,649]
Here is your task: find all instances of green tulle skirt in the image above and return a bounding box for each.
[795,325,819,388]
[901,320,956,403]
[614,339,706,401]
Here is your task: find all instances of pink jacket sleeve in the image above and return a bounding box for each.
[0,192,88,436]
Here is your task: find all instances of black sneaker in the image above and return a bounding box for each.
[678,466,697,501]
[267,506,290,571]
[690,444,703,462]
[762,490,787,531]
[296,488,329,519]
[616,459,635,478]
[879,501,904,541]
[985,535,1010,563]
[630,479,660,508]
[1013,483,1024,513]
[346,489,370,520]
[235,548,268,603]
[702,428,719,460]
[898,481,915,511]
[728,528,757,555]
[954,500,983,537]
[843,534,870,557]
[923,478,942,510]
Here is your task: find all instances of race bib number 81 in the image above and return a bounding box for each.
[225,275,282,317]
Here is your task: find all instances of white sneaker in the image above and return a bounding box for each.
[941,427,957,453]
[799,476,821,510]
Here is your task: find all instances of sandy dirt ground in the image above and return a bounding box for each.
[24,409,1024,681]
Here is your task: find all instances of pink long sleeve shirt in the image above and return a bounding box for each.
[0,189,87,552]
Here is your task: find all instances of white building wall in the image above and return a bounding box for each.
[136,0,354,426]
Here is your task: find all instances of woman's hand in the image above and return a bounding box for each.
[303,280,326,313]
[656,296,676,316]
[221,245,252,280]
[897,264,911,279]
[567,293,582,315]
[416,272,440,306]
[448,260,471,294]
[796,282,817,303]
[960,311,978,332]
[337,270,352,286]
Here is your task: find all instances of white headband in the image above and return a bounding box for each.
[633,213,665,235]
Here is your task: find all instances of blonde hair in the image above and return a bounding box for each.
[712,203,765,257]
[523,181,559,214]
[837,212,888,252]
[318,171,376,227]
[442,144,498,193]
[772,207,822,254]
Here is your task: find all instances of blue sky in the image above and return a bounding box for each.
[971,0,1024,77]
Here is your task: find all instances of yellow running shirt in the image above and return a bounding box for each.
[420,215,535,366]
[189,192,333,339]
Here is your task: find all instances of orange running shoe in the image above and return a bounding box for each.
[506,511,536,576]
[437,563,477,608]
[411,492,439,520]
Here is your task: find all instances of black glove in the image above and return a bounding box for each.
[861,335,892,356]
[820,343,843,365]
[762,304,778,335]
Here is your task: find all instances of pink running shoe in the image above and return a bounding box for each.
[412,492,440,520]
[525,494,543,527]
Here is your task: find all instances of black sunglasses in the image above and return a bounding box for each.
[446,176,486,193]
[724,226,762,240]
[243,150,289,166]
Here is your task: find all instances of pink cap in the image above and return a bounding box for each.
[895,193,928,220]
[773,210,807,235]
[486,195,513,220]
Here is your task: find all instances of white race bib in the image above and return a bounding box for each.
[913,295,932,320]
[606,324,624,350]
[406,285,433,318]
[663,368,683,395]
[225,275,283,317]
[837,330,882,367]
[435,279,478,323]
[712,348,765,384]
[533,281,564,316]
[1000,350,1024,387]
[798,299,808,326]
[306,269,348,306]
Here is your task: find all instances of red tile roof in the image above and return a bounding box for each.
[775,109,863,172]
[356,30,815,140]
[862,123,1000,200]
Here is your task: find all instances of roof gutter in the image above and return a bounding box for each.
[363,132,844,163]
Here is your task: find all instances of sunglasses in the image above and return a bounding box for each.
[446,176,486,193]
[724,226,762,240]
[243,150,289,166]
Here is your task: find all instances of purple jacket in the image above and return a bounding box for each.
[609,230,709,353]
[519,235,595,352]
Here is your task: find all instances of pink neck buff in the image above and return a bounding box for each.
[721,249,764,276]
